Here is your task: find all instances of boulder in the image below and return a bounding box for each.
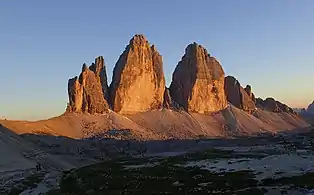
[67,57,110,114]
[169,43,227,114]
[110,34,165,114]
[224,76,256,113]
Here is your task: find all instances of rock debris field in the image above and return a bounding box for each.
[1,128,314,195]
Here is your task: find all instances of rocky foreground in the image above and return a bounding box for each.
[1,124,314,195]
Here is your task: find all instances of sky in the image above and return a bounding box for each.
[0,0,313,120]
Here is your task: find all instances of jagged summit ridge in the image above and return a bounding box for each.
[66,34,298,117]
[67,57,110,114]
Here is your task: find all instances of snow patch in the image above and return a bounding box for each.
[183,153,314,180]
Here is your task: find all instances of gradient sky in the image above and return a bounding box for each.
[1,0,313,120]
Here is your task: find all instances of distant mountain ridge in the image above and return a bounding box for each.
[294,101,314,125]
[307,101,314,114]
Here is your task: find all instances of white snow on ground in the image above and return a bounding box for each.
[146,151,187,157]
[20,171,61,195]
[263,186,314,195]
[183,153,314,180]
[263,186,307,195]
[214,145,286,153]
[124,162,160,170]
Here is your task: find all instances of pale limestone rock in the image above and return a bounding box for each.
[89,56,109,100]
[67,76,83,112]
[163,88,172,109]
[169,43,227,113]
[67,57,109,114]
[224,76,256,113]
[110,34,165,114]
[244,85,256,104]
[255,97,295,113]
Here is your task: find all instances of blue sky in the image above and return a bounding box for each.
[1,0,313,120]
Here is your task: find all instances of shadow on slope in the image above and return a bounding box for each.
[0,106,309,140]
[0,125,75,173]
[19,125,314,164]
[299,112,314,125]
[1,123,312,194]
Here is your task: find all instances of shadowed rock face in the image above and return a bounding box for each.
[244,85,256,104]
[276,101,292,113]
[224,76,256,113]
[169,43,227,114]
[89,56,109,100]
[163,88,172,109]
[224,76,242,108]
[307,101,314,114]
[110,34,165,114]
[67,76,83,112]
[256,97,295,113]
[67,57,109,114]
[255,98,265,109]
[263,98,283,113]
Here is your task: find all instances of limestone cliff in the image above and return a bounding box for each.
[169,43,227,113]
[244,85,256,104]
[256,97,295,113]
[224,76,256,113]
[67,57,109,114]
[110,34,165,114]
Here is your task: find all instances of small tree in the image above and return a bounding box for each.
[60,174,80,194]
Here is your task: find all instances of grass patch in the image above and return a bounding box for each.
[51,154,261,195]
[161,148,265,165]
[47,149,280,194]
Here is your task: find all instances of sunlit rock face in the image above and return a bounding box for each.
[67,57,110,114]
[244,85,256,104]
[169,43,227,114]
[110,34,166,114]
